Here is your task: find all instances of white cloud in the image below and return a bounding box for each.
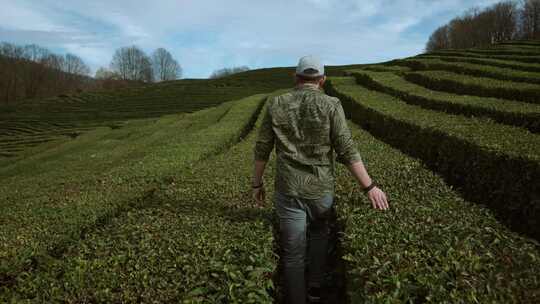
[0,2,64,31]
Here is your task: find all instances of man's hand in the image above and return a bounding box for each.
[367,186,389,210]
[253,186,266,207]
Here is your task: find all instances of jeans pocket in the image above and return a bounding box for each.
[308,194,334,220]
[274,192,298,218]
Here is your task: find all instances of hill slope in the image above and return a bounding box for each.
[0,65,363,160]
[1,41,539,303]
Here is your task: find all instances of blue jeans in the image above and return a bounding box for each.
[274,191,334,304]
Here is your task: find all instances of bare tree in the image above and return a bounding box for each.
[22,44,50,62]
[110,46,153,82]
[42,53,65,71]
[426,1,522,51]
[0,42,24,102]
[152,48,182,82]
[448,15,471,49]
[426,25,450,51]
[64,53,90,76]
[492,1,519,42]
[0,42,24,58]
[95,67,119,80]
[0,41,94,103]
[209,66,250,79]
[521,0,540,38]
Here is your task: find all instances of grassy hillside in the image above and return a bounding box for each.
[1,41,540,303]
[323,40,540,303]
[0,65,363,160]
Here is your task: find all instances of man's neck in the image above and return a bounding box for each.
[296,82,321,90]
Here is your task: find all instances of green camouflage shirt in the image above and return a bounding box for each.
[254,83,362,199]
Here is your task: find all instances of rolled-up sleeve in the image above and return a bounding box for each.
[330,101,362,165]
[254,104,275,161]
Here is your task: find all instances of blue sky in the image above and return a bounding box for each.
[0,0,501,78]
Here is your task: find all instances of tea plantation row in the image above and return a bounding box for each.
[403,70,540,104]
[0,65,363,159]
[3,100,279,303]
[393,57,540,84]
[334,122,540,303]
[6,90,539,302]
[325,77,540,240]
[0,72,278,158]
[415,55,540,73]
[426,50,540,64]
[348,70,540,132]
[0,93,266,298]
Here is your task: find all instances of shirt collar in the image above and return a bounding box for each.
[295,82,322,92]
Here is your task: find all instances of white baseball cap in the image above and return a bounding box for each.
[296,55,325,78]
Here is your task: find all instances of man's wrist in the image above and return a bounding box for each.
[363,182,376,194]
[252,183,264,189]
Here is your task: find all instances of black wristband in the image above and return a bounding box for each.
[252,183,264,189]
[363,182,376,194]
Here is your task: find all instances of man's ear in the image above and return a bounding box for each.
[319,76,327,87]
[294,74,301,85]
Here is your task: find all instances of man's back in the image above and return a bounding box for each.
[252,55,388,304]
[254,83,361,199]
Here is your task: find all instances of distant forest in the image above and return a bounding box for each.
[0,41,255,105]
[0,43,96,104]
[426,0,540,51]
[0,43,183,104]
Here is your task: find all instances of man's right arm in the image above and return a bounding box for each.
[254,101,275,163]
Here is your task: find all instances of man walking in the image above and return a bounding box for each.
[252,55,389,304]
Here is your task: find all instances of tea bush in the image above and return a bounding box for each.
[326,77,540,240]
[349,70,540,133]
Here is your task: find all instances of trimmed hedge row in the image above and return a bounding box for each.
[499,41,540,48]
[348,69,540,133]
[489,44,540,52]
[467,48,540,56]
[0,94,267,294]
[3,102,278,303]
[360,65,412,73]
[428,48,540,58]
[393,58,540,84]
[404,70,540,104]
[325,77,540,240]
[425,50,540,64]
[0,66,293,158]
[415,55,540,73]
[333,121,540,303]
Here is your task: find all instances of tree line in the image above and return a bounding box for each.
[99,46,250,81]
[426,0,540,51]
[1,40,252,104]
[209,66,250,79]
[95,46,182,83]
[0,42,92,104]
[0,43,183,104]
